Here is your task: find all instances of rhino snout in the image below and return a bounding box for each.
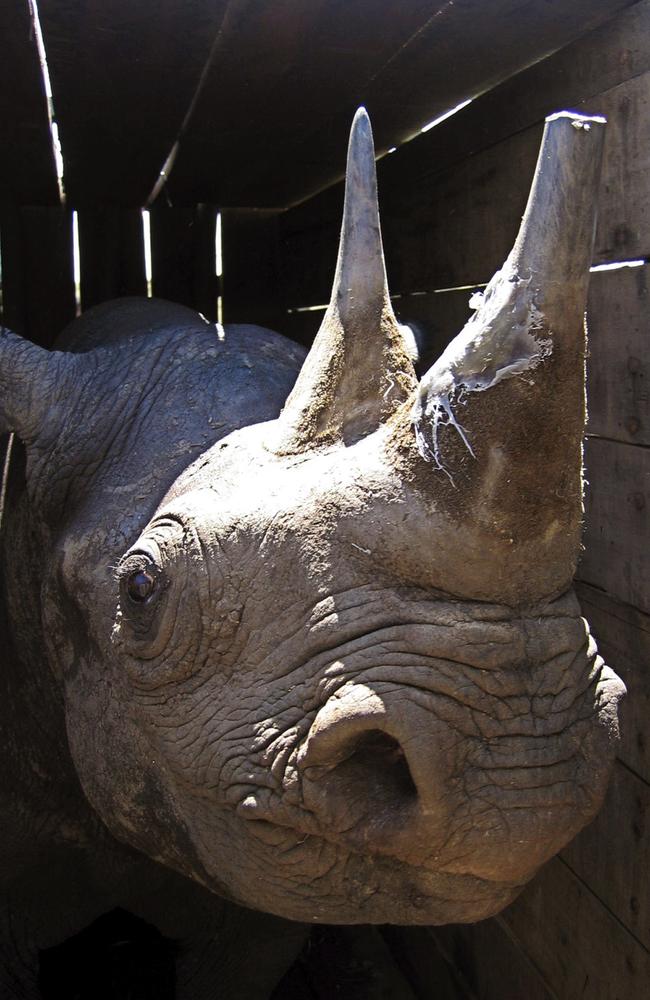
[297,682,451,858]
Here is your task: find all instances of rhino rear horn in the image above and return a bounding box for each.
[274,108,417,453]
[0,327,80,446]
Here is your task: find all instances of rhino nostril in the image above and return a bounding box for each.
[327,729,418,807]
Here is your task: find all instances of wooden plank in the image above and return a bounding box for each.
[221,209,284,330]
[562,760,650,951]
[277,123,542,300]
[278,188,340,313]
[281,310,325,349]
[1,206,75,346]
[360,0,635,159]
[151,206,197,308]
[380,69,650,294]
[278,27,650,304]
[165,0,447,208]
[380,927,466,1000]
[377,0,650,208]
[277,926,418,1000]
[150,204,217,318]
[590,70,650,262]
[381,125,542,292]
[579,437,650,615]
[586,264,650,446]
[0,0,59,204]
[576,582,650,786]
[192,204,220,323]
[433,921,555,1000]
[37,0,228,206]
[500,857,650,999]
[77,208,146,310]
[166,0,633,208]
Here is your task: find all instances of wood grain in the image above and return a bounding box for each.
[0,0,59,204]
[579,437,650,615]
[151,204,217,319]
[433,921,555,1000]
[562,760,650,950]
[500,857,650,999]
[586,265,650,447]
[77,208,146,310]
[165,0,633,208]
[377,0,650,208]
[37,0,228,206]
[0,206,75,346]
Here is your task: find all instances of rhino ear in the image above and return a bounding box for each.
[273,108,417,453]
[0,327,80,446]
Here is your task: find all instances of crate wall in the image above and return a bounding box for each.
[1,1,649,997]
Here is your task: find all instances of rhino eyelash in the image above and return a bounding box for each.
[113,552,158,584]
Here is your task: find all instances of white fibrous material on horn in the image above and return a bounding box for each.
[411,262,552,476]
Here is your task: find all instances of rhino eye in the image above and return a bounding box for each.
[126,568,157,603]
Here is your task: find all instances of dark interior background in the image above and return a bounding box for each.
[2,1,649,996]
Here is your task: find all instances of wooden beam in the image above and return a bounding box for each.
[381,70,650,291]
[0,0,59,204]
[562,760,650,951]
[150,204,217,319]
[221,209,284,330]
[579,437,650,615]
[166,0,634,208]
[1,206,75,346]
[586,265,650,447]
[77,208,146,310]
[381,124,541,292]
[277,2,650,311]
[500,857,650,999]
[377,0,650,209]
[165,0,441,208]
[432,921,554,1000]
[591,70,650,263]
[37,0,228,206]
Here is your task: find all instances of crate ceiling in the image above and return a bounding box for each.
[1,0,636,209]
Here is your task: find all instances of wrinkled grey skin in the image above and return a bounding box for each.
[0,300,309,996]
[0,110,624,994]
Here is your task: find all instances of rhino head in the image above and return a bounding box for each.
[0,110,624,926]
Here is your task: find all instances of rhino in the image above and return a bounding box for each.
[0,108,624,996]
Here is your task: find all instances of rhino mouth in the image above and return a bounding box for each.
[227,803,526,925]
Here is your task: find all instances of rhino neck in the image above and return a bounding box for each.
[0,441,101,866]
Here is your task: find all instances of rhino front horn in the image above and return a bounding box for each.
[273,108,417,454]
[395,111,606,604]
